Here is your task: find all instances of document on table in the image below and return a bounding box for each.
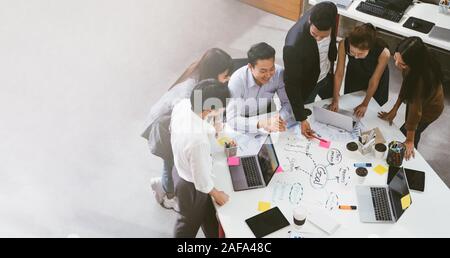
[310,120,365,142]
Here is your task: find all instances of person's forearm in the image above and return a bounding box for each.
[278,97,295,124]
[392,95,403,112]
[406,130,415,144]
[333,72,344,100]
[285,82,307,122]
[290,97,307,122]
[226,101,258,133]
[209,188,218,196]
[362,79,378,106]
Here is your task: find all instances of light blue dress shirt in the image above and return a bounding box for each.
[226,64,296,133]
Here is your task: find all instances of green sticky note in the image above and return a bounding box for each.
[401,194,411,210]
[258,201,271,212]
[374,165,388,175]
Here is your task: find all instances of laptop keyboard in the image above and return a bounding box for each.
[370,187,393,221]
[241,157,263,187]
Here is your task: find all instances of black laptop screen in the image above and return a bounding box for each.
[388,168,411,220]
[257,136,280,185]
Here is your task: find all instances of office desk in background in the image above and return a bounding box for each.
[309,0,450,52]
[240,0,305,21]
[212,91,450,238]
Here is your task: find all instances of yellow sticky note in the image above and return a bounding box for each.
[258,201,271,212]
[401,194,411,210]
[374,165,388,175]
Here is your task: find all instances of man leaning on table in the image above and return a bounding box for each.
[170,79,230,238]
[283,2,338,138]
[226,42,296,133]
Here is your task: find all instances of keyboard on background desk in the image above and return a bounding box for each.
[356,1,404,22]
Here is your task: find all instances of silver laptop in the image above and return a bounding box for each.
[356,167,412,223]
[313,105,360,132]
[429,26,450,42]
[228,135,280,191]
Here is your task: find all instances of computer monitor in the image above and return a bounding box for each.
[257,136,280,185]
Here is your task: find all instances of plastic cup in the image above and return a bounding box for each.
[293,207,308,231]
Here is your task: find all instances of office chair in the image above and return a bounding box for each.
[231,58,249,75]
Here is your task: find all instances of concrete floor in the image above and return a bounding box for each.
[0,0,448,237]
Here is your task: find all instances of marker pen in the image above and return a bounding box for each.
[354,163,372,168]
[339,205,357,210]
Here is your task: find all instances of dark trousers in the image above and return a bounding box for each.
[400,105,431,149]
[172,168,219,238]
[161,157,174,197]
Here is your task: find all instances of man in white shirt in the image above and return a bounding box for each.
[227,42,296,133]
[170,79,230,238]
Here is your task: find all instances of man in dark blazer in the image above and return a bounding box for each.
[283,2,338,139]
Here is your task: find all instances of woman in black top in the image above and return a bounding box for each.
[329,23,390,118]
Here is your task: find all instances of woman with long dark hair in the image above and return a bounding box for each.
[379,37,444,160]
[142,48,233,209]
[169,48,234,89]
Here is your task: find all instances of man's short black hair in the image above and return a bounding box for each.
[190,79,230,113]
[310,2,337,31]
[247,42,276,66]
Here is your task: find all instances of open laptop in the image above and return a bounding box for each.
[313,105,360,132]
[356,167,412,223]
[228,135,280,191]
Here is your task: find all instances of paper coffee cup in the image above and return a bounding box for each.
[355,167,368,184]
[293,207,308,230]
[346,142,359,152]
[373,143,387,159]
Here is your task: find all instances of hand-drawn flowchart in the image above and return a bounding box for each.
[268,133,354,212]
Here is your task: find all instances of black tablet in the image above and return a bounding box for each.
[245,207,290,238]
[403,17,435,34]
[404,168,426,192]
[388,167,425,192]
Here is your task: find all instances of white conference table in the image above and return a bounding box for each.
[212,91,450,238]
[309,0,450,51]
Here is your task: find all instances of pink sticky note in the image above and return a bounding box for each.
[227,157,240,166]
[276,166,284,173]
[319,140,331,149]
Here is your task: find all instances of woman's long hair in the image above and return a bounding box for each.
[396,37,443,102]
[169,48,233,90]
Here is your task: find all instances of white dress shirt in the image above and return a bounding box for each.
[317,36,331,83]
[171,99,216,194]
[226,64,295,133]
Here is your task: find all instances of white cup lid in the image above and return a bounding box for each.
[293,207,308,220]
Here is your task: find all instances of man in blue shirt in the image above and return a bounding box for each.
[226,42,296,133]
